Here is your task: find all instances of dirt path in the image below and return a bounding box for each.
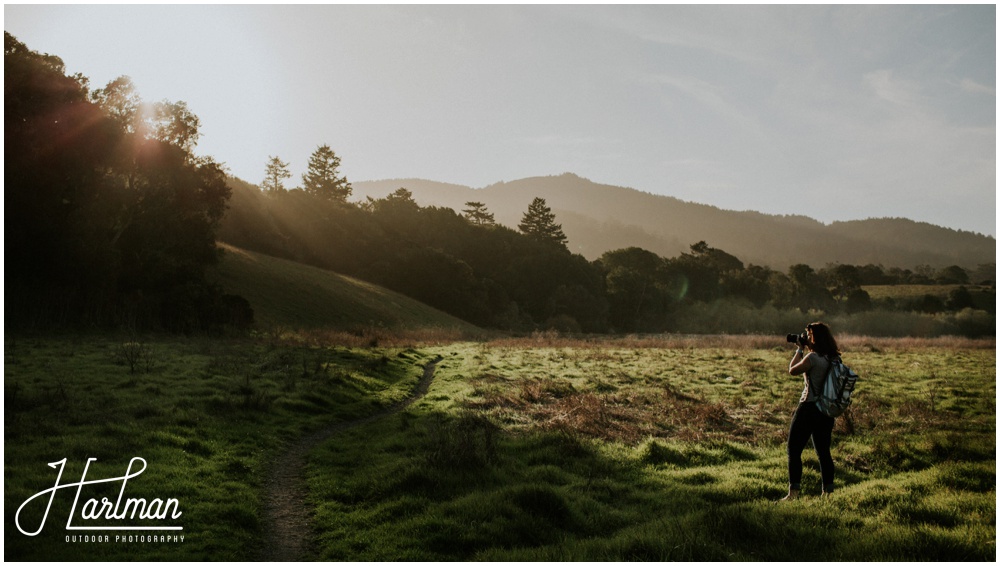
[260,355,443,561]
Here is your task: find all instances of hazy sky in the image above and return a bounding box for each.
[5,5,996,235]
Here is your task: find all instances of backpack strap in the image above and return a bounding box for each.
[807,354,837,400]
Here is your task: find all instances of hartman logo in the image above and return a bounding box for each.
[15,457,183,537]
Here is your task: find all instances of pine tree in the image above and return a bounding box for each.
[302,144,351,202]
[261,155,291,194]
[462,201,496,226]
[518,197,567,248]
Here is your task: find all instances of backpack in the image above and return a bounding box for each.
[812,356,859,418]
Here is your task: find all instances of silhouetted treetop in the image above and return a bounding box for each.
[262,156,291,194]
[519,197,567,248]
[463,201,496,227]
[302,144,351,202]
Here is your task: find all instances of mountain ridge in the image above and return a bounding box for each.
[352,173,994,270]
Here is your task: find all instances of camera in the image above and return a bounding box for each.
[786,332,807,346]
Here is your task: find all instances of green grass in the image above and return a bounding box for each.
[209,243,480,333]
[307,339,995,560]
[863,284,994,302]
[5,334,995,560]
[4,334,436,560]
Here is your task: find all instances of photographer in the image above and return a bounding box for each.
[782,322,839,500]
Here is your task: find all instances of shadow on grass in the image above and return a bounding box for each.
[306,405,994,562]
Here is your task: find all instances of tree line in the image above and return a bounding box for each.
[5,33,249,331]
[7,33,991,335]
[223,156,993,334]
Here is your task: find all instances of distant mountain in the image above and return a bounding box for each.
[353,173,994,270]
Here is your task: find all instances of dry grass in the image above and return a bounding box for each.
[253,326,991,450]
[256,325,495,348]
[485,331,995,352]
[456,330,993,448]
[252,322,994,352]
[466,373,771,445]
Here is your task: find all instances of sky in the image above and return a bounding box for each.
[5,4,996,236]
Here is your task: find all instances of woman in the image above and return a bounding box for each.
[782,322,839,500]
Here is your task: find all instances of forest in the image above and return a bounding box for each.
[5,32,994,337]
[220,175,994,336]
[5,32,247,332]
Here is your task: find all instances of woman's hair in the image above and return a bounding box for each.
[807,322,840,358]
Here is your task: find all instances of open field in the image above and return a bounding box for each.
[4,333,995,560]
[862,284,994,301]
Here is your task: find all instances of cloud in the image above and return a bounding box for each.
[647,74,760,133]
[960,78,996,96]
[592,5,796,71]
[863,69,926,109]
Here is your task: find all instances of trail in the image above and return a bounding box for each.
[260,355,443,561]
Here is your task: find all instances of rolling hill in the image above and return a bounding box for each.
[353,173,994,270]
[209,243,480,332]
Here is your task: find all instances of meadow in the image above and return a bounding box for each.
[4,332,995,560]
[4,331,438,560]
[862,284,993,302]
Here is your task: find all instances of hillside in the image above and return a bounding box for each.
[209,243,479,332]
[353,174,994,269]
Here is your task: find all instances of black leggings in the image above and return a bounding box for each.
[787,401,835,492]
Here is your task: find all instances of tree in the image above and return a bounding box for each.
[463,201,495,226]
[725,264,773,307]
[359,188,417,215]
[6,32,235,330]
[6,32,120,301]
[661,242,744,303]
[969,263,995,286]
[599,247,669,331]
[302,144,351,202]
[827,264,862,304]
[363,187,422,237]
[687,240,744,276]
[912,264,936,284]
[857,264,888,285]
[91,79,201,154]
[151,100,201,154]
[789,264,820,294]
[262,156,291,194]
[90,75,143,135]
[365,187,418,214]
[946,286,975,310]
[787,264,836,312]
[844,288,872,314]
[518,197,567,248]
[935,265,970,285]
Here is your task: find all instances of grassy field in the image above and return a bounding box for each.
[862,284,992,300]
[307,335,995,560]
[863,284,994,308]
[4,332,995,560]
[4,332,437,560]
[209,243,481,334]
